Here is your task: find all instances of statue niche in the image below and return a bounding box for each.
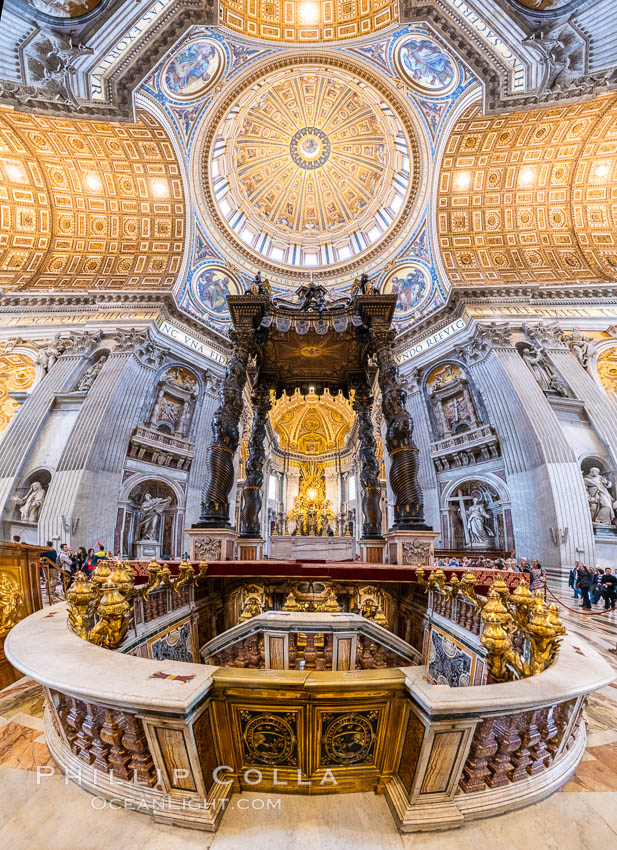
[426,363,479,440]
[125,481,177,558]
[445,480,505,551]
[581,458,617,534]
[517,342,569,398]
[14,469,51,525]
[74,352,108,393]
[146,367,198,438]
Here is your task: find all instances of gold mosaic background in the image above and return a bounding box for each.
[597,345,617,394]
[219,0,398,43]
[437,93,617,285]
[0,351,36,435]
[0,108,185,291]
[270,390,354,454]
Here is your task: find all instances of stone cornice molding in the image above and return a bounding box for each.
[401,1,617,113]
[0,289,233,355]
[394,283,617,355]
[0,0,217,120]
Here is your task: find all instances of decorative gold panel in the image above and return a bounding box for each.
[219,0,398,43]
[437,94,617,285]
[270,388,354,453]
[0,108,185,291]
[597,345,617,393]
[0,350,35,435]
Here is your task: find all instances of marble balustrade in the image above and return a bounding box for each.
[4,597,614,834]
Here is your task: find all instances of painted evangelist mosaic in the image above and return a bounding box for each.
[161,38,225,102]
[427,625,474,687]
[381,262,431,319]
[392,35,460,97]
[189,264,242,321]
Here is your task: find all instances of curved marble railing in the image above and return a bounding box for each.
[5,602,614,833]
[201,611,420,669]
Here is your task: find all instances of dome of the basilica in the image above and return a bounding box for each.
[199,57,425,280]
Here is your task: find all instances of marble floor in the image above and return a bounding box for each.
[1,582,617,850]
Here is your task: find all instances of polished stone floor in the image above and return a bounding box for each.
[1,581,617,850]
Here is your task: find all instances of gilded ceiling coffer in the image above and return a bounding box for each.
[239,384,272,537]
[353,384,383,539]
[372,330,427,530]
[195,330,262,528]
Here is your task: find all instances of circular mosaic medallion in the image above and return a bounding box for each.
[161,37,225,101]
[189,263,242,321]
[381,262,431,319]
[512,0,574,10]
[322,713,376,765]
[393,35,459,96]
[243,713,296,765]
[289,127,331,170]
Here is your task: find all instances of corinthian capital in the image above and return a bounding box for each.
[481,322,514,349]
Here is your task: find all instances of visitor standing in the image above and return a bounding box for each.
[600,568,617,611]
[577,564,593,611]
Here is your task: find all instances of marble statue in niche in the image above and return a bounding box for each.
[137,492,173,540]
[446,481,503,550]
[16,480,46,523]
[466,496,496,546]
[520,344,568,396]
[75,355,107,392]
[583,467,616,529]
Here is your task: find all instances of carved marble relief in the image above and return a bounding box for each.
[75,354,107,392]
[426,363,479,439]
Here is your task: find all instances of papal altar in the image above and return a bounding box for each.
[269,535,354,561]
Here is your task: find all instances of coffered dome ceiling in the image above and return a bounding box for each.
[200,58,424,279]
[270,389,354,454]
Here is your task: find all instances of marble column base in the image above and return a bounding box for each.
[134,539,162,560]
[185,528,238,561]
[359,538,386,564]
[386,529,440,566]
[237,537,265,560]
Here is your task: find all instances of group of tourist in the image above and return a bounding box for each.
[434,555,547,591]
[11,535,107,578]
[569,562,617,611]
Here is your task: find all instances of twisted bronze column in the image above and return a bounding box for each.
[195,332,253,528]
[353,385,383,539]
[372,331,428,530]
[239,384,272,538]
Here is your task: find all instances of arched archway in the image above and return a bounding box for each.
[121,478,181,559]
[440,475,512,553]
